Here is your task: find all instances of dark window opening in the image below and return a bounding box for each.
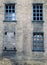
[37,17,39,20]
[33,17,36,20]
[33,14,36,16]
[37,5,39,9]
[40,10,42,12]
[6,10,8,13]
[33,10,36,12]
[40,17,43,20]
[4,32,7,35]
[37,14,39,16]
[9,10,11,12]
[33,5,36,9]
[12,10,15,13]
[4,47,7,50]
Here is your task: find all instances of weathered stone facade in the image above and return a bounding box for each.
[0,0,47,65]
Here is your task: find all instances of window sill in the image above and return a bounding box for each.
[3,20,17,22]
[32,20,44,23]
[32,50,45,52]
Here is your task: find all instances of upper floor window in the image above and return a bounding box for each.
[32,32,44,52]
[4,4,16,21]
[33,4,43,21]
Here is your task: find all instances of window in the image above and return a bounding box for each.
[33,4,43,21]
[4,4,15,21]
[32,32,44,52]
[3,23,16,51]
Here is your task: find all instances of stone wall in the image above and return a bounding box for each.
[0,0,47,64]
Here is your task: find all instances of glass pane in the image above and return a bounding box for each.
[33,17,36,20]
[37,5,39,9]
[40,14,42,16]
[33,13,36,16]
[37,10,39,12]
[5,5,8,9]
[37,17,39,20]
[33,10,36,12]
[12,5,15,9]
[34,45,36,48]
[12,10,15,13]
[37,14,39,16]
[5,17,8,20]
[40,5,42,9]
[34,42,36,45]
[9,5,11,9]
[40,10,42,12]
[5,10,8,13]
[34,38,36,41]
[40,17,43,20]
[33,5,36,9]
[9,10,11,13]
